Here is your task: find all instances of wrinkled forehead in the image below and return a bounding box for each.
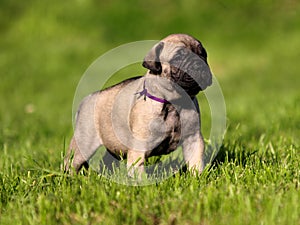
[161,34,200,50]
[162,34,198,44]
[158,40,199,63]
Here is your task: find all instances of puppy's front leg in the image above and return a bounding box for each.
[182,132,205,175]
[127,150,145,178]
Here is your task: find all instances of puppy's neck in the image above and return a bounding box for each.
[135,78,169,104]
[143,72,191,102]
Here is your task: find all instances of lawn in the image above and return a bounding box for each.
[0,1,299,224]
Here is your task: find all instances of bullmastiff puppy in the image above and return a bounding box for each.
[64,34,213,176]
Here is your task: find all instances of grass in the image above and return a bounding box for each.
[0,0,299,224]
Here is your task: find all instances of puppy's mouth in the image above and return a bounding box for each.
[170,67,208,96]
[168,48,212,95]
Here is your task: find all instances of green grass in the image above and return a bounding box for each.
[0,1,299,224]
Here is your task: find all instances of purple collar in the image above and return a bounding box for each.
[135,81,169,104]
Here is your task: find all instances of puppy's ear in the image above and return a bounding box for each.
[142,42,164,75]
[197,44,208,64]
[193,41,208,64]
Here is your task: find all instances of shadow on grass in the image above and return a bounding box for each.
[210,142,258,168]
[90,144,255,179]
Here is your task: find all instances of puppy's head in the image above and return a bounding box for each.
[143,34,212,96]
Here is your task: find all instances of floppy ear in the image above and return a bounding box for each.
[188,38,208,64]
[142,42,164,75]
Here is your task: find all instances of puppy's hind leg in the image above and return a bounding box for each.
[63,136,78,173]
[64,95,102,174]
[64,137,90,173]
[64,132,102,173]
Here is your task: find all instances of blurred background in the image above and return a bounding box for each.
[0,0,299,163]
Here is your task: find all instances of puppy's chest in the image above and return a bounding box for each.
[130,100,180,131]
[161,104,180,129]
[149,103,181,156]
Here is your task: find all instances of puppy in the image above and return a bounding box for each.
[64,34,212,176]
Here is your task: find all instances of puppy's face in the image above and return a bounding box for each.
[143,34,212,96]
